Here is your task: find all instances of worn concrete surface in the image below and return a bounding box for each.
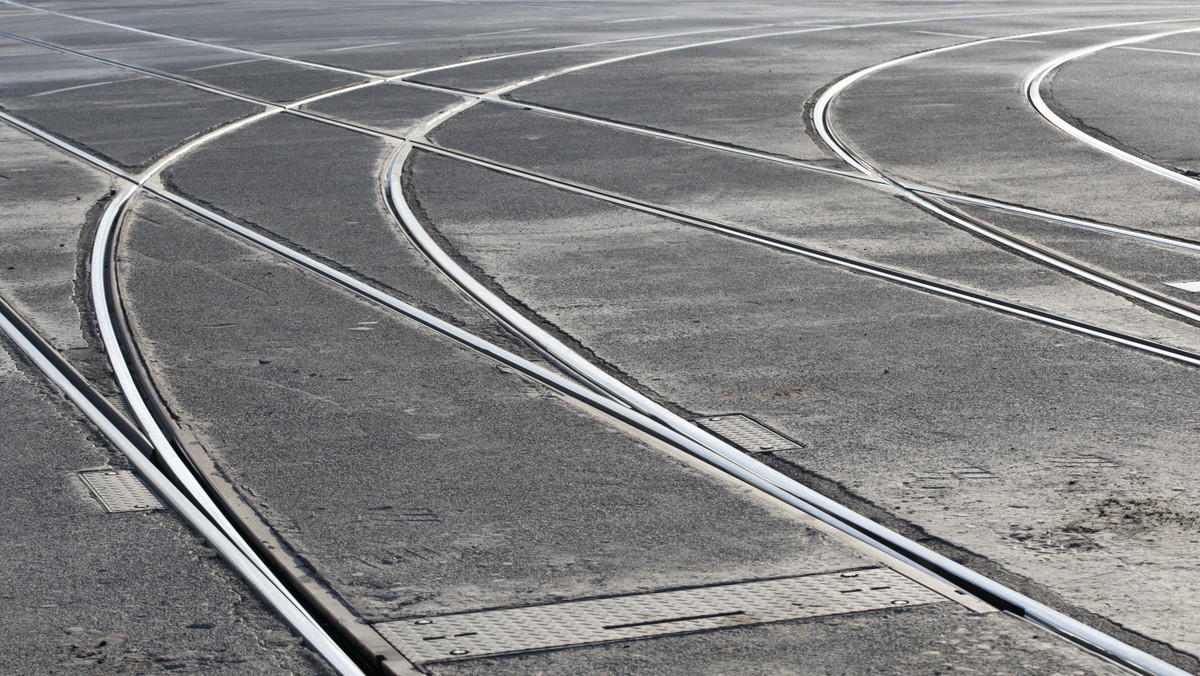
[405,154,1200,665]
[3,1,1200,673]
[0,338,332,675]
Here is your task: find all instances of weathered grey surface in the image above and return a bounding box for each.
[3,1,1200,673]
[0,341,332,675]
[405,153,1200,664]
[117,196,868,620]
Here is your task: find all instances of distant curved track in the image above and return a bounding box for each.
[812,19,1200,329]
[1024,27,1200,190]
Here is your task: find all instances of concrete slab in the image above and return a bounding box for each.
[403,152,1200,666]
[116,194,883,622]
[429,603,1125,676]
[0,337,332,675]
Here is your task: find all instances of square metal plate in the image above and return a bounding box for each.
[79,469,162,513]
[696,414,803,453]
[376,568,944,663]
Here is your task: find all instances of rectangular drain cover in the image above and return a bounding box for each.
[696,414,802,453]
[376,568,944,663]
[79,469,162,513]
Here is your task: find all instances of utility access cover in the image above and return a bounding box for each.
[377,567,945,663]
[79,469,162,513]
[696,414,802,453]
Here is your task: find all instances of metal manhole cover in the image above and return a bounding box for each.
[79,469,162,513]
[376,567,945,663]
[696,414,803,453]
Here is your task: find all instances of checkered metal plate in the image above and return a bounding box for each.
[696,414,802,453]
[377,567,944,663]
[79,469,162,512]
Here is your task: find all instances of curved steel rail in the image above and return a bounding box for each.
[812,19,1200,331]
[385,138,1191,676]
[1024,27,1200,190]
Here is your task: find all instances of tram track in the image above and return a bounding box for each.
[10,104,1189,674]
[1024,27,1200,191]
[3,7,1199,675]
[811,19,1200,329]
[12,19,1200,264]
[9,22,1200,366]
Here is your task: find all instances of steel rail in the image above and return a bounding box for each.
[13,77,1200,385]
[809,19,1200,676]
[11,0,1192,196]
[385,139,1192,676]
[1024,27,1200,191]
[0,27,403,141]
[394,79,871,181]
[27,8,1187,357]
[12,13,1200,374]
[97,192,410,675]
[0,278,363,675]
